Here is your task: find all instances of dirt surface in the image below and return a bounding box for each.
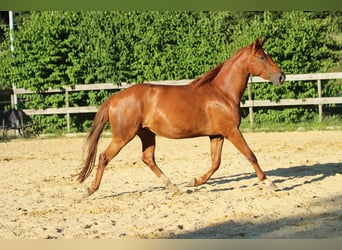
[0,131,341,239]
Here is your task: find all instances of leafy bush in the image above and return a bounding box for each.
[0,11,341,132]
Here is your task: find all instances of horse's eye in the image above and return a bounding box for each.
[259,55,265,61]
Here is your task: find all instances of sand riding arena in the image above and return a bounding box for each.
[0,130,341,239]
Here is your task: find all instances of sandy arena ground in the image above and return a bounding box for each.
[0,130,341,239]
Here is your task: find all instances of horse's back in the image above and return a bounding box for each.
[106,83,206,138]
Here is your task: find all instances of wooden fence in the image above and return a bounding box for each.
[12,72,342,132]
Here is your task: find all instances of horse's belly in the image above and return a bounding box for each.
[145,112,209,139]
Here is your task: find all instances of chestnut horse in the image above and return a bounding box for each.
[77,38,285,196]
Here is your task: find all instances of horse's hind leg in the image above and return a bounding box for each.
[137,129,179,192]
[187,135,224,186]
[87,138,128,196]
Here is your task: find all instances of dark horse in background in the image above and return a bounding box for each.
[1,109,29,140]
[77,38,286,196]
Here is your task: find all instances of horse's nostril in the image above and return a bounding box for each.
[279,73,285,83]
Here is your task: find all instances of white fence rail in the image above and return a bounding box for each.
[11,72,342,132]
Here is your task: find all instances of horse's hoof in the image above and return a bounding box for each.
[186,178,196,187]
[79,190,90,200]
[87,187,95,197]
[171,186,182,195]
[262,179,278,190]
[168,183,178,191]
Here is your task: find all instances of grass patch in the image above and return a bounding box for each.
[240,115,342,132]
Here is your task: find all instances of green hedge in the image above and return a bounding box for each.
[0,11,341,132]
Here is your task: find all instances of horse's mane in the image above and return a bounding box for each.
[189,46,250,88]
[189,62,224,87]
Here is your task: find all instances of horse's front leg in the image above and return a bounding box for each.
[225,127,277,189]
[187,135,224,186]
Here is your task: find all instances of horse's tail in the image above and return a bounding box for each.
[77,98,111,183]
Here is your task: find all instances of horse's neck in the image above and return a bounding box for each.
[212,53,250,105]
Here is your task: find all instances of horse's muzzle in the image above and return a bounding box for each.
[271,72,286,86]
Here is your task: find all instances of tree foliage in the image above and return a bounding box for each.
[0,11,341,132]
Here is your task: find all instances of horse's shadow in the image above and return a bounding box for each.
[95,186,167,200]
[207,162,342,192]
[91,162,341,199]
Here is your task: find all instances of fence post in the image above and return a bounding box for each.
[65,89,70,132]
[247,83,254,128]
[317,79,323,122]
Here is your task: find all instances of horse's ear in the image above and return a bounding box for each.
[251,38,260,53]
[259,37,267,47]
[252,37,267,53]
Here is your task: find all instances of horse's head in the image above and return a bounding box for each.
[246,38,285,86]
